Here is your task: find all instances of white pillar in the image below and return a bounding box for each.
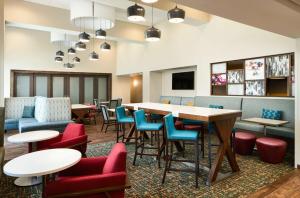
[142,71,150,102]
[0,0,4,106]
[295,39,300,168]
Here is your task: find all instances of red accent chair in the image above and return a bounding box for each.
[30,123,88,154]
[43,143,129,198]
[256,137,287,164]
[234,132,256,155]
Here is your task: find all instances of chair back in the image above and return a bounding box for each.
[164,114,176,139]
[102,143,127,174]
[133,109,146,129]
[109,99,119,109]
[209,104,224,109]
[117,98,122,106]
[100,105,110,122]
[115,106,126,122]
[62,123,85,141]
[93,99,99,107]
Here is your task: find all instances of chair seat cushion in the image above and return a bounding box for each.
[169,130,199,141]
[256,137,287,147]
[234,120,265,132]
[137,122,163,131]
[5,118,18,124]
[118,117,134,123]
[266,126,294,139]
[5,118,19,130]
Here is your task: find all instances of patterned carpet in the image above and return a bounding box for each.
[0,140,294,198]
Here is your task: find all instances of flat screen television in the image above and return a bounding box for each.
[172,71,195,90]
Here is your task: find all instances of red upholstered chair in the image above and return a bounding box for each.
[43,143,129,198]
[30,123,88,154]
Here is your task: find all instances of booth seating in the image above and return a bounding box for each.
[234,132,256,155]
[44,143,129,198]
[33,123,88,155]
[256,137,287,164]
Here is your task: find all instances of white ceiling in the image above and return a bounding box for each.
[25,0,168,26]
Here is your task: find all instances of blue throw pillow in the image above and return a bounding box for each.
[261,108,282,120]
[209,104,224,109]
[22,106,35,118]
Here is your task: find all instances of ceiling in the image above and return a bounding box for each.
[177,0,300,38]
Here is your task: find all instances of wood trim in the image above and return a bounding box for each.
[93,77,98,101]
[297,164,300,169]
[79,77,84,104]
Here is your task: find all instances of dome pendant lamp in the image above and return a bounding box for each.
[56,50,64,57]
[73,57,80,64]
[95,28,106,39]
[100,42,111,51]
[75,41,86,51]
[89,2,99,61]
[55,56,63,62]
[168,4,185,23]
[79,32,90,43]
[145,4,161,42]
[68,47,76,55]
[127,3,145,22]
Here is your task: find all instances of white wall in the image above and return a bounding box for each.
[161,67,197,97]
[295,39,300,168]
[4,27,131,103]
[117,16,296,97]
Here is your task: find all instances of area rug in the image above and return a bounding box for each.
[0,141,294,198]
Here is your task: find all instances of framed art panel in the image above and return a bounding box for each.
[245,58,265,80]
[212,73,227,85]
[266,54,290,77]
[245,80,265,96]
[212,63,227,74]
[228,70,244,84]
[228,84,244,95]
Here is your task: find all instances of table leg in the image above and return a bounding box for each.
[125,123,136,143]
[207,118,240,185]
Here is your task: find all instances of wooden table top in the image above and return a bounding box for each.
[71,104,93,110]
[243,117,289,126]
[123,103,242,122]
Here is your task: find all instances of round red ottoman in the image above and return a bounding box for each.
[256,137,287,164]
[175,120,184,130]
[234,132,256,155]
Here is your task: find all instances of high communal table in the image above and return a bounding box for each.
[123,102,242,185]
[7,130,60,186]
[3,149,81,192]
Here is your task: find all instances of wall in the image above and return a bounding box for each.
[4,26,131,103]
[116,16,296,97]
[0,0,4,106]
[295,39,300,168]
[161,66,197,97]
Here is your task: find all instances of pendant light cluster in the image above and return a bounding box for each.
[127,0,185,42]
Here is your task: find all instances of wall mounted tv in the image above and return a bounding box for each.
[172,71,195,90]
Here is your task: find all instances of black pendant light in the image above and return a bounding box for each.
[68,47,76,55]
[145,4,161,42]
[55,56,63,62]
[95,29,106,39]
[75,41,86,51]
[56,50,64,57]
[89,2,99,61]
[100,42,111,51]
[64,63,75,69]
[73,57,80,64]
[168,5,185,23]
[127,3,145,22]
[79,32,90,43]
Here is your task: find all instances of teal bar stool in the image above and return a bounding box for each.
[162,113,200,188]
[115,106,134,143]
[133,109,164,168]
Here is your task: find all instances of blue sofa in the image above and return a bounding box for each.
[160,95,295,138]
[5,97,72,133]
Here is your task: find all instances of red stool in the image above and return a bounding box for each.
[234,132,256,155]
[256,137,287,164]
[183,125,204,157]
[175,120,183,130]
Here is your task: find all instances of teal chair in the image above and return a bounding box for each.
[115,106,134,143]
[133,109,164,168]
[162,113,200,188]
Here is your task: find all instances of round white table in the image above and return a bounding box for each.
[3,149,81,190]
[7,130,60,186]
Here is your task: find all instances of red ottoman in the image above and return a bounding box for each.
[256,137,287,164]
[175,120,184,130]
[234,132,256,155]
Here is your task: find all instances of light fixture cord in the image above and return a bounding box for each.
[152,4,153,27]
[92,1,95,51]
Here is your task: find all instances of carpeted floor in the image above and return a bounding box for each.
[0,141,294,198]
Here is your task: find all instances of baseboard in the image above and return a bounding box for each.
[297,164,300,169]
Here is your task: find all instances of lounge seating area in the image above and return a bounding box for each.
[1,0,300,197]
